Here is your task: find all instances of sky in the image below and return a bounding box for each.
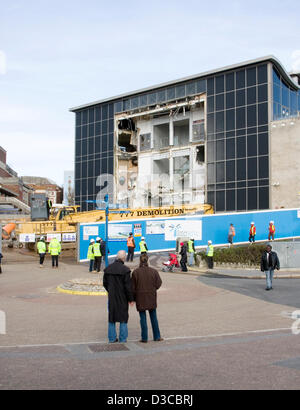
[0,0,300,186]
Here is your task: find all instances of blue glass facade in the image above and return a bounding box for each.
[273,67,300,121]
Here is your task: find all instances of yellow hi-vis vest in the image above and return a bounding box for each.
[37,241,46,254]
[93,242,102,257]
[49,239,61,256]
[207,244,214,257]
[87,244,95,260]
[188,240,195,253]
[139,240,147,253]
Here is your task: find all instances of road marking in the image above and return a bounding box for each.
[0,327,292,350]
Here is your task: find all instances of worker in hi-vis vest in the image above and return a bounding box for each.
[87,239,95,272]
[93,237,102,273]
[249,222,256,243]
[139,237,148,255]
[126,232,135,262]
[37,236,46,268]
[268,221,275,241]
[48,237,61,268]
[206,240,214,269]
[187,239,195,266]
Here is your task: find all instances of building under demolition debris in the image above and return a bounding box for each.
[70,56,300,213]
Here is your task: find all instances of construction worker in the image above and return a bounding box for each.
[93,237,102,272]
[228,223,236,246]
[48,237,61,268]
[249,222,256,243]
[206,240,214,269]
[187,238,195,266]
[46,197,53,218]
[126,232,135,262]
[37,236,47,268]
[87,239,95,272]
[139,237,148,255]
[268,221,275,241]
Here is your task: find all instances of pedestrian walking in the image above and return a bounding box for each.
[48,237,61,268]
[268,221,275,241]
[126,232,135,262]
[187,238,195,266]
[103,250,134,343]
[260,244,280,291]
[131,254,163,343]
[228,223,236,245]
[206,240,214,269]
[37,236,46,268]
[139,237,148,255]
[180,242,188,272]
[87,239,95,272]
[249,222,256,243]
[93,237,102,272]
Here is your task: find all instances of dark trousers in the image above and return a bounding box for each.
[89,259,94,272]
[127,247,135,262]
[39,253,45,265]
[180,260,188,272]
[52,255,58,267]
[249,235,255,243]
[207,256,214,269]
[139,310,161,341]
[94,256,102,272]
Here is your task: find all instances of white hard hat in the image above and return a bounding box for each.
[270,220,274,224]
[208,240,212,244]
[251,221,255,225]
[40,236,45,240]
[90,239,95,243]
[96,237,101,241]
[141,237,145,240]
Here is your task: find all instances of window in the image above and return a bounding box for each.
[216,94,224,111]
[226,73,235,91]
[226,160,235,181]
[247,67,256,87]
[258,64,268,84]
[226,92,235,109]
[236,70,245,89]
[236,89,245,107]
[215,75,224,94]
[226,138,235,159]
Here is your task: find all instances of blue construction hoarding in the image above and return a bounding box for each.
[78,208,300,262]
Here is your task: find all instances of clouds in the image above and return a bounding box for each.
[0,50,7,75]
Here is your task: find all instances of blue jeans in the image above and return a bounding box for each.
[265,269,274,289]
[139,309,161,341]
[188,253,195,266]
[89,259,94,272]
[108,322,128,343]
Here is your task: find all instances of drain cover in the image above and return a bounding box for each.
[88,343,129,353]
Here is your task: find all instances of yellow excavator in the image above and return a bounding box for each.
[16,202,214,237]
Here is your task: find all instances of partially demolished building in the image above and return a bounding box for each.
[71,56,300,212]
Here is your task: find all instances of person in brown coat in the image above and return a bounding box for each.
[131,254,163,343]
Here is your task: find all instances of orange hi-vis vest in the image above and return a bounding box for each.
[127,236,134,247]
[269,224,275,233]
[250,225,256,236]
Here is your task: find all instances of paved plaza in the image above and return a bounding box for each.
[0,249,300,390]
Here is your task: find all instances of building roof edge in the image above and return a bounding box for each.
[69,55,299,112]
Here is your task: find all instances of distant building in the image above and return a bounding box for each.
[0,146,32,205]
[21,176,63,204]
[63,170,75,205]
